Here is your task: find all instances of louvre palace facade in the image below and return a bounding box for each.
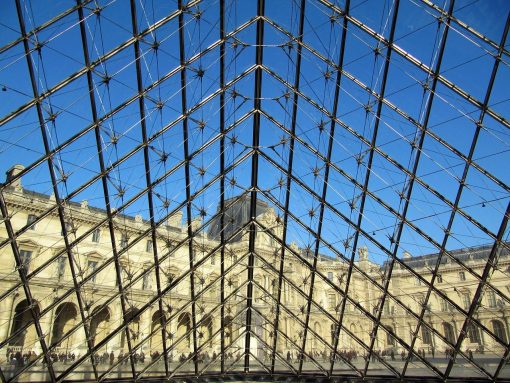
[1,165,509,366]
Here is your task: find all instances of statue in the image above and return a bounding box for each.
[358,245,368,261]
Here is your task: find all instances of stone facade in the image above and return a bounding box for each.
[0,167,509,363]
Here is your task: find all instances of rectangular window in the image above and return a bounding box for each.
[459,271,466,281]
[437,274,443,283]
[422,327,432,345]
[92,228,100,243]
[487,290,497,308]
[327,272,333,281]
[146,239,153,253]
[57,256,66,279]
[328,293,336,310]
[88,260,98,283]
[27,214,37,230]
[19,250,32,272]
[61,222,74,236]
[440,298,448,312]
[463,293,471,310]
[142,273,151,290]
[387,328,395,346]
[120,233,128,249]
[467,324,481,344]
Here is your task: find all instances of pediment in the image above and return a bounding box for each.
[17,238,39,249]
[82,251,104,261]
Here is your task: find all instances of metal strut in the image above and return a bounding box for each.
[244,0,265,373]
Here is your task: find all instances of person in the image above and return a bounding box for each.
[15,351,23,368]
[110,351,115,365]
[390,349,395,361]
[287,350,291,363]
[431,347,435,359]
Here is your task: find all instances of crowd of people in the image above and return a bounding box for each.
[4,346,481,371]
[280,349,360,363]
[150,350,240,364]
[6,349,38,368]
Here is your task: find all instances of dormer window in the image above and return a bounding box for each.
[120,233,128,249]
[61,221,75,236]
[88,260,98,283]
[143,272,151,290]
[27,214,37,230]
[19,249,32,273]
[92,228,101,243]
[328,293,336,310]
[57,256,66,279]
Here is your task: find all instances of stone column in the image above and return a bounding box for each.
[73,324,88,356]
[109,303,123,353]
[139,309,152,354]
[36,307,54,355]
[0,292,17,343]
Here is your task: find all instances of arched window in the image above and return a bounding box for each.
[330,323,336,344]
[51,302,78,348]
[467,323,481,344]
[386,326,395,346]
[443,322,455,344]
[492,320,508,343]
[313,322,322,349]
[422,326,432,345]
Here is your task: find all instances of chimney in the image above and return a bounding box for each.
[5,164,25,191]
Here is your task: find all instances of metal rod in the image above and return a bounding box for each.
[259,67,510,309]
[177,0,199,375]
[317,0,510,130]
[0,196,56,382]
[256,192,446,379]
[244,0,265,372]
[297,0,355,373]
[420,0,510,58]
[0,145,254,342]
[57,218,253,382]
[0,18,257,182]
[128,0,170,377]
[262,16,510,196]
[0,0,202,129]
[445,200,510,379]
[326,0,360,376]
[270,0,306,374]
[404,7,510,378]
[362,0,453,376]
[219,0,227,374]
